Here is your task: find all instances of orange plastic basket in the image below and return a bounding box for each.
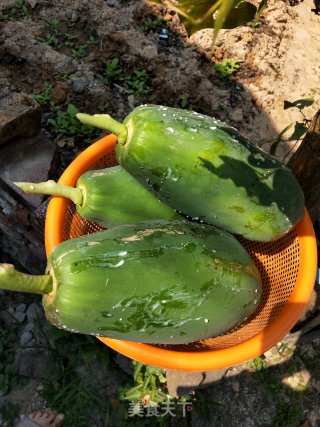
[45,135,317,371]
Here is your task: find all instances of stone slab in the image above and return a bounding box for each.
[0,132,58,208]
[166,368,228,398]
[0,73,42,146]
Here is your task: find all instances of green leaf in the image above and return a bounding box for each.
[213,0,234,41]
[47,118,57,126]
[66,104,78,117]
[256,0,268,20]
[214,58,241,78]
[218,1,257,29]
[133,361,144,382]
[283,98,314,110]
[288,122,308,141]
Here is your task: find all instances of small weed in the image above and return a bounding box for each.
[63,33,78,48]
[71,46,87,60]
[247,356,268,372]
[47,103,100,141]
[140,15,163,32]
[71,37,98,59]
[38,19,63,47]
[13,0,31,19]
[39,34,61,49]
[213,58,242,79]
[101,61,151,97]
[31,84,99,142]
[32,82,54,107]
[39,19,98,59]
[119,361,193,424]
[86,35,99,46]
[45,18,61,34]
[0,0,31,20]
[101,58,123,84]
[122,69,151,96]
[120,361,168,406]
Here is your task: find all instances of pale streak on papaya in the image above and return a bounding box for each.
[121,227,185,242]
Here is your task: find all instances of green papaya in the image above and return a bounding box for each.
[77,105,305,241]
[15,166,181,228]
[0,221,262,344]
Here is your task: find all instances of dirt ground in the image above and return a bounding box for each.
[0,0,320,426]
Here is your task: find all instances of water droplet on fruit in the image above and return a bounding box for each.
[166,127,175,134]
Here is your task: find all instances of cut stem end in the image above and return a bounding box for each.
[0,264,53,295]
[15,181,83,206]
[76,113,128,145]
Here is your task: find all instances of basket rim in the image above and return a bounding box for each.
[45,134,317,371]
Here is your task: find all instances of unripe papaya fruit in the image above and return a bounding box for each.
[15,166,181,228]
[0,221,262,344]
[77,106,305,241]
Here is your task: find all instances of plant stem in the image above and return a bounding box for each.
[76,113,128,144]
[0,264,53,295]
[14,180,83,205]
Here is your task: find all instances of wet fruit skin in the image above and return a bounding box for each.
[44,220,262,344]
[76,166,182,227]
[116,105,305,241]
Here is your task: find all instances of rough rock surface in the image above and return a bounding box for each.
[0,73,42,145]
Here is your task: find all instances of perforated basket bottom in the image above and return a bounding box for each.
[60,151,300,352]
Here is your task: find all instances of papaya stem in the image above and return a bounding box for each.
[14,180,83,206]
[76,113,128,145]
[0,264,53,295]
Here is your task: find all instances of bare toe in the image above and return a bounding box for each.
[29,411,43,421]
[44,411,58,422]
[28,410,64,427]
